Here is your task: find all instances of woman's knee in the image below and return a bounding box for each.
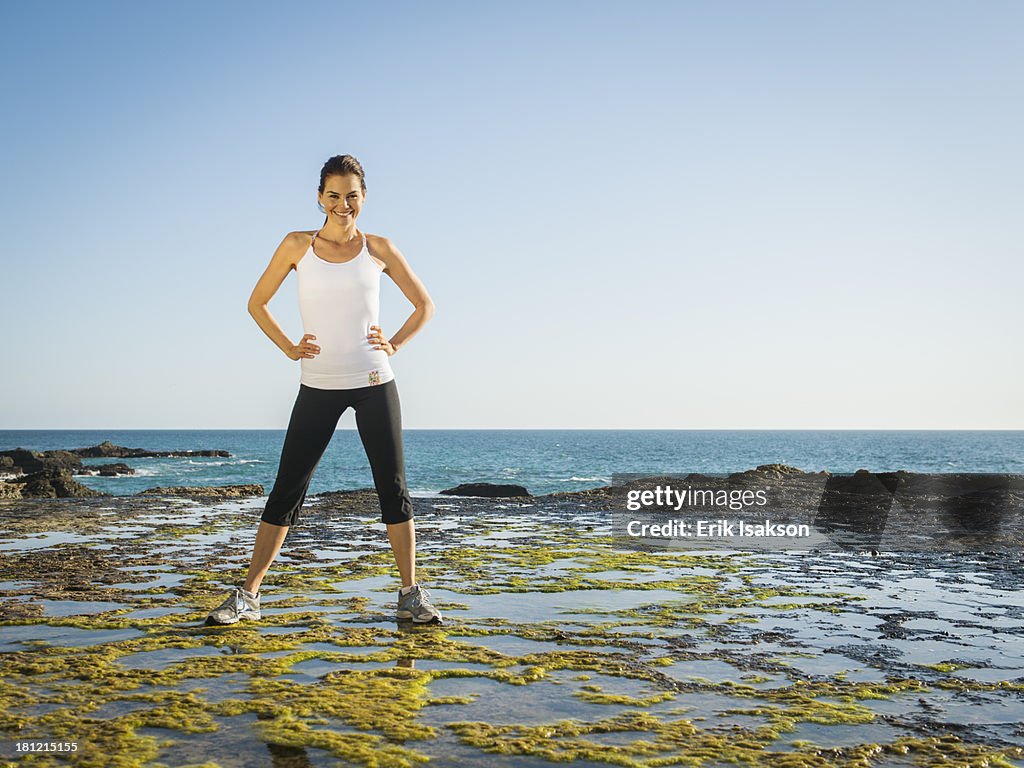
[261,499,302,527]
[381,504,414,525]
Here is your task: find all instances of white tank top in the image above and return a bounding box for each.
[296,229,395,389]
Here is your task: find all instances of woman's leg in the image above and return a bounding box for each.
[253,385,344,589]
[386,519,416,588]
[243,521,290,594]
[353,380,416,584]
[355,382,440,623]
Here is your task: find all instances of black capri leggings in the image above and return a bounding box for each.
[261,379,414,527]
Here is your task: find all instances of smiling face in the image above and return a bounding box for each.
[319,173,365,224]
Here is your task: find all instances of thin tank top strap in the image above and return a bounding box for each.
[307,229,364,258]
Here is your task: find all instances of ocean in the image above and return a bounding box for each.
[2,429,1022,497]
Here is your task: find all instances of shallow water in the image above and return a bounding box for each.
[0,495,1022,767]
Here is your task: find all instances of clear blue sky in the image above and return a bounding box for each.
[2,1,1021,429]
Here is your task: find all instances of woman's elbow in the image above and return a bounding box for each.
[420,299,436,320]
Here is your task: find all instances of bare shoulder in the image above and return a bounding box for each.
[365,233,405,271]
[274,231,314,268]
[365,232,398,254]
[290,230,316,248]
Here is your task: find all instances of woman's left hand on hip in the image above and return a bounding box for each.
[368,325,396,356]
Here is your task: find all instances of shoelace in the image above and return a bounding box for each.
[220,589,247,612]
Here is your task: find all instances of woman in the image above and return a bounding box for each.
[207,154,440,625]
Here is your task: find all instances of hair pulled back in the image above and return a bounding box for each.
[319,154,366,193]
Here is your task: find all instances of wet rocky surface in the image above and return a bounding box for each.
[0,490,1022,767]
[137,485,265,499]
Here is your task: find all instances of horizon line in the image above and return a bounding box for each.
[2,427,1023,433]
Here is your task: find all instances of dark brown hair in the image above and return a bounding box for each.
[318,154,366,193]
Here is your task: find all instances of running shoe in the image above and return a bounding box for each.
[396,585,442,624]
[205,587,261,625]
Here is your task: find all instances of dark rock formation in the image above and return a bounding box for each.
[313,488,379,502]
[137,484,264,499]
[440,483,531,498]
[308,488,384,516]
[70,441,230,459]
[0,448,51,473]
[728,464,824,481]
[77,463,135,477]
[0,468,107,499]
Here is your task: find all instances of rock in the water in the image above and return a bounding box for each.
[0,443,232,479]
[38,450,82,470]
[72,440,230,459]
[138,484,264,499]
[3,467,107,498]
[0,448,84,473]
[75,463,134,477]
[440,483,531,498]
[0,448,54,474]
[728,464,819,481]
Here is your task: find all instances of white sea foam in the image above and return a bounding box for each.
[185,459,266,466]
[79,469,139,478]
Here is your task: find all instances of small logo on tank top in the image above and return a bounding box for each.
[368,370,381,385]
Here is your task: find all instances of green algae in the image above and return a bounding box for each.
[448,717,1024,768]
[576,685,677,707]
[249,716,428,768]
[2,496,1022,766]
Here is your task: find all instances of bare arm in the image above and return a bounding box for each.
[247,233,319,360]
[367,235,436,353]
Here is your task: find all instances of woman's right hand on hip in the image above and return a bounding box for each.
[287,333,320,360]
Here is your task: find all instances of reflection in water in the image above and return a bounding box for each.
[259,711,314,767]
